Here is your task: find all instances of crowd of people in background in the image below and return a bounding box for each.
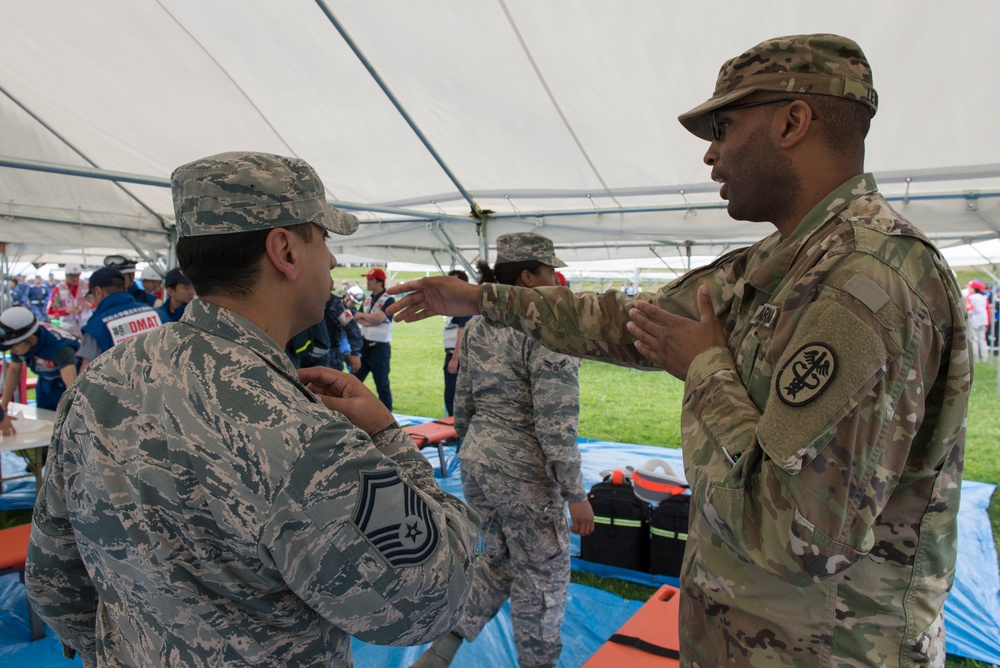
[0,256,198,431]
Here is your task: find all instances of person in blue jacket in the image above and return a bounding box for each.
[155,268,195,323]
[324,293,362,372]
[77,266,161,369]
[0,306,79,411]
[102,255,158,307]
[25,276,50,323]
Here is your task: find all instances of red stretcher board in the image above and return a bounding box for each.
[402,417,458,476]
[583,584,681,668]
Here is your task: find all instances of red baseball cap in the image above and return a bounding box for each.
[363,268,386,281]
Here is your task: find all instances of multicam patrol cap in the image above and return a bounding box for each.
[678,34,878,141]
[171,152,359,238]
[495,232,566,268]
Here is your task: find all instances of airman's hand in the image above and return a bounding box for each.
[297,366,394,437]
[568,500,595,536]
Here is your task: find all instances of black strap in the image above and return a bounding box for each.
[607,633,680,660]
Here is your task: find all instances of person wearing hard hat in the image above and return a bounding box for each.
[323,291,363,373]
[139,265,165,306]
[102,254,157,307]
[388,34,970,667]
[0,306,79,414]
[46,262,92,338]
[346,284,364,306]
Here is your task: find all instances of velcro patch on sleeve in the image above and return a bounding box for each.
[758,294,890,474]
[351,469,440,567]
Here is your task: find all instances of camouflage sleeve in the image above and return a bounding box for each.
[25,404,99,666]
[477,257,732,368]
[452,334,475,439]
[526,339,584,502]
[373,425,475,513]
[261,422,480,647]
[681,256,964,586]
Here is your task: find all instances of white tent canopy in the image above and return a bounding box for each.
[2,0,999,268]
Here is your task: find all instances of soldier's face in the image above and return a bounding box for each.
[704,108,799,226]
[519,265,558,288]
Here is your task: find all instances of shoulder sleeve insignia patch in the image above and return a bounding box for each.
[543,358,570,372]
[775,342,838,407]
[351,469,440,567]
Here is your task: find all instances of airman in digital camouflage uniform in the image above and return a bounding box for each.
[26,151,481,668]
[388,34,971,667]
[414,233,594,668]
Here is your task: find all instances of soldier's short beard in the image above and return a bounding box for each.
[726,124,802,228]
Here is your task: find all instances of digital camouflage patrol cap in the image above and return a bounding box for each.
[171,152,359,238]
[678,34,878,141]
[495,232,566,267]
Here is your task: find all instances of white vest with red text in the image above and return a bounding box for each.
[360,292,393,343]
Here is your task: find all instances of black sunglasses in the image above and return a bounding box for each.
[710,97,816,141]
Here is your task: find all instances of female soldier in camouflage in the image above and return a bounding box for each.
[414,233,594,668]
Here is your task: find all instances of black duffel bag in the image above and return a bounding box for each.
[649,493,690,577]
[580,470,650,572]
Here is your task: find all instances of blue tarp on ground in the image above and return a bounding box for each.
[2,425,998,665]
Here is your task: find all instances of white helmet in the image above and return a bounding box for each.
[0,307,39,351]
[631,458,688,505]
[63,262,84,276]
[141,266,162,281]
[347,286,365,304]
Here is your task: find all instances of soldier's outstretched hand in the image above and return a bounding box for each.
[386,276,480,322]
[298,366,395,437]
[627,284,727,380]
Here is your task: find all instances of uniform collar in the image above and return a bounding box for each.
[746,173,878,293]
[180,299,300,378]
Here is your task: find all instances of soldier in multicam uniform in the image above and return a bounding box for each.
[413,233,594,668]
[388,34,971,668]
[26,151,481,668]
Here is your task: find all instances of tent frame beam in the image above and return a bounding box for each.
[312,0,484,219]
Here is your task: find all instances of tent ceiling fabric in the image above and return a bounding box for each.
[2,0,999,265]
